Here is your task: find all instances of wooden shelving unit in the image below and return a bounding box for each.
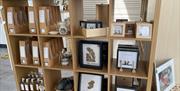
[1,0,161,91]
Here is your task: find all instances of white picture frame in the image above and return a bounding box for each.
[111,22,126,37]
[136,23,152,39]
[156,59,175,91]
[78,73,103,91]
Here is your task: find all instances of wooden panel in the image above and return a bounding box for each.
[155,0,180,84]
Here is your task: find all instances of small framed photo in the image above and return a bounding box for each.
[117,45,139,69]
[125,23,136,37]
[79,40,103,69]
[136,23,152,39]
[111,22,126,37]
[78,73,103,91]
[156,59,175,91]
[80,20,103,29]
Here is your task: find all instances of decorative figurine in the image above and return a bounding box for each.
[55,77,73,91]
[60,48,72,66]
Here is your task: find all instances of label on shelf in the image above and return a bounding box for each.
[20,46,26,57]
[7,12,13,24]
[32,46,38,57]
[43,47,49,59]
[41,29,45,33]
[29,11,35,23]
[20,84,25,90]
[39,10,45,23]
[31,29,35,33]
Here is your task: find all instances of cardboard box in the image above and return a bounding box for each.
[28,7,36,34]
[39,7,49,34]
[19,40,32,64]
[32,41,40,65]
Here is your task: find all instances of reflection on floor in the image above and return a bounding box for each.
[0,48,16,91]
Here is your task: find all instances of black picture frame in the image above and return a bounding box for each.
[79,40,108,69]
[80,20,103,29]
[116,45,139,70]
[78,72,104,91]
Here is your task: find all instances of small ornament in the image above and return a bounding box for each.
[59,22,69,35]
[60,48,72,66]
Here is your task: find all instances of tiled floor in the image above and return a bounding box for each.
[0,48,16,91]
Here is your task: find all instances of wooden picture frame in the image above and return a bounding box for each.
[136,23,152,39]
[79,40,103,69]
[116,45,139,70]
[156,59,175,91]
[78,73,103,91]
[111,22,126,37]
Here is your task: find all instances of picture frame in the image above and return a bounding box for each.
[156,59,175,91]
[125,22,136,37]
[78,73,103,91]
[79,40,108,69]
[111,22,126,37]
[80,20,103,29]
[116,45,139,70]
[136,22,152,39]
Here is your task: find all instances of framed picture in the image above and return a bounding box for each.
[80,20,103,29]
[117,45,139,69]
[78,73,103,91]
[79,40,104,69]
[125,22,136,37]
[111,22,125,37]
[136,23,152,39]
[156,59,175,91]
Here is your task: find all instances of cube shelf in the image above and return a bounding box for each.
[2,0,161,91]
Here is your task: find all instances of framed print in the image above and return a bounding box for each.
[125,22,136,37]
[79,40,105,69]
[156,59,175,91]
[136,23,152,39]
[111,22,125,37]
[80,20,103,29]
[78,73,103,91]
[117,45,139,69]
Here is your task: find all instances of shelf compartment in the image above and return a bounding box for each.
[110,59,148,80]
[43,69,74,91]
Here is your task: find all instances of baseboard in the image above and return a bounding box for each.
[0,44,7,48]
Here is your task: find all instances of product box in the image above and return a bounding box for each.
[39,7,49,34]
[19,40,32,64]
[28,7,36,34]
[32,41,40,65]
